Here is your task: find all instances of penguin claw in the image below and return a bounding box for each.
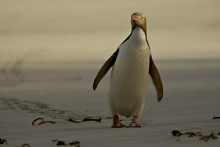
[129,122,141,128]
[112,124,125,128]
[112,114,125,128]
[129,116,141,128]
[112,121,125,128]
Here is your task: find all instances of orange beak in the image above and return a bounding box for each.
[132,15,141,21]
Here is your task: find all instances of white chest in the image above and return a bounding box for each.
[112,27,150,82]
[108,27,151,117]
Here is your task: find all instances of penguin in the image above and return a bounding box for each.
[93,12,163,128]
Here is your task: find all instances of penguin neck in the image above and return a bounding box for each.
[130,27,147,43]
[131,27,151,49]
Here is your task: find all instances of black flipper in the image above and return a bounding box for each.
[149,55,163,101]
[93,49,119,90]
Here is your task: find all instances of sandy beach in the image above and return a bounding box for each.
[1,60,220,147]
[1,0,220,146]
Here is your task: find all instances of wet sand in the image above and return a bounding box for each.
[0,60,220,146]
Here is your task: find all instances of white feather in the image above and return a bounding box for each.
[108,27,151,117]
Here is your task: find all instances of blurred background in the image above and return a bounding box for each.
[0,0,220,115]
[1,0,220,63]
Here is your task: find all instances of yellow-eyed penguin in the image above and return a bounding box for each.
[93,12,163,128]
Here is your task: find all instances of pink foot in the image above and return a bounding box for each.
[112,114,125,128]
[129,116,141,128]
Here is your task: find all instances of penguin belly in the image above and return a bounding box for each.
[108,28,150,117]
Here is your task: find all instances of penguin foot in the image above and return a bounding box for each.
[129,116,141,128]
[129,122,141,128]
[112,114,125,128]
[112,121,125,128]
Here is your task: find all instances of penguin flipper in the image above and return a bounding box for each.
[149,55,163,102]
[93,49,119,90]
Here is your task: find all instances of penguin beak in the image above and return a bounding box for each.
[132,15,144,22]
[131,15,145,27]
[131,12,147,33]
[132,15,138,20]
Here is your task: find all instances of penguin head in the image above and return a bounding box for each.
[131,12,147,34]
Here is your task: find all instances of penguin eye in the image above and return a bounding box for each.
[140,16,144,20]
